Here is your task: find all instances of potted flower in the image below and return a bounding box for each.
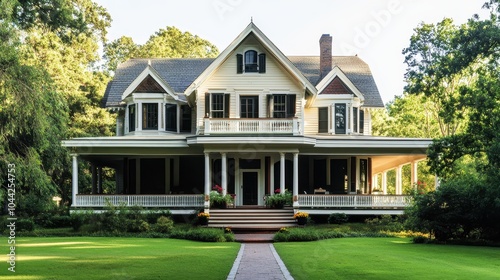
[294,211,309,225]
[210,185,234,208]
[197,212,210,226]
[265,189,292,209]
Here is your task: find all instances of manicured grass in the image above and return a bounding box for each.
[2,237,240,280]
[274,237,500,280]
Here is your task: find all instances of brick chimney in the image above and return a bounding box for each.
[319,34,332,80]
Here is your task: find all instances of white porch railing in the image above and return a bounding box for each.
[204,118,301,135]
[74,195,204,208]
[298,195,411,208]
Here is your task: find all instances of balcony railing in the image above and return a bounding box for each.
[298,195,411,208]
[204,118,301,135]
[74,194,204,208]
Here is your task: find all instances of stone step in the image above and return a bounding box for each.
[208,208,296,230]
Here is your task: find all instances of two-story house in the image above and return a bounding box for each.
[63,23,431,216]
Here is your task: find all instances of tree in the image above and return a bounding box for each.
[103,26,219,72]
[403,1,500,242]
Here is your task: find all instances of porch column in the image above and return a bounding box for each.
[382,171,387,194]
[97,166,103,194]
[293,152,299,209]
[396,165,403,195]
[221,152,227,196]
[71,154,78,207]
[280,152,285,194]
[158,102,163,131]
[204,152,211,212]
[411,161,418,189]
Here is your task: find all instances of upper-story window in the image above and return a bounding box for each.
[205,93,230,118]
[245,50,258,72]
[353,107,358,133]
[237,51,266,74]
[142,103,158,129]
[268,94,296,118]
[129,104,136,132]
[335,103,346,134]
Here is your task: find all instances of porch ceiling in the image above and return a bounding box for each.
[371,155,427,174]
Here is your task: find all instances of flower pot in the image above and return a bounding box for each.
[211,201,227,209]
[297,217,307,225]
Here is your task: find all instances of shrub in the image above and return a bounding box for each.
[366,215,404,232]
[128,219,150,233]
[413,236,430,244]
[17,218,35,232]
[328,213,349,224]
[170,228,233,242]
[154,216,174,233]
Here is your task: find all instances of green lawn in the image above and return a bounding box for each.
[2,237,240,280]
[274,237,500,280]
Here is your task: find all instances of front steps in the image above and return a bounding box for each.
[207,208,297,230]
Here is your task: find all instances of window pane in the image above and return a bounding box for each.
[143,103,158,130]
[335,104,346,134]
[211,93,225,118]
[273,95,286,118]
[240,96,258,118]
[129,104,136,132]
[245,50,258,72]
[318,107,328,133]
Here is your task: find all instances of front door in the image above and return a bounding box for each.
[242,172,258,205]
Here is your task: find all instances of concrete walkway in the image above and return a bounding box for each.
[227,243,294,280]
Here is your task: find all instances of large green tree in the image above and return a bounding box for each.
[104,26,219,72]
[403,0,500,241]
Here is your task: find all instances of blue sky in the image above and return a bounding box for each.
[95,0,490,104]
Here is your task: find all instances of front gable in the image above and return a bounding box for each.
[121,64,179,101]
[185,22,316,99]
[316,66,365,102]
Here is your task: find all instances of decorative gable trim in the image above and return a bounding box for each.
[184,22,317,98]
[316,66,365,101]
[121,64,178,101]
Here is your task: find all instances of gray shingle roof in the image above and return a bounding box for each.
[288,56,384,107]
[103,56,383,108]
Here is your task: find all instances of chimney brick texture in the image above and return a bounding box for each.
[319,34,332,80]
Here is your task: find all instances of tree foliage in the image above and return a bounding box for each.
[104,26,219,72]
[404,1,500,242]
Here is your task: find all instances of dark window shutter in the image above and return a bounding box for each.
[236,54,243,74]
[224,94,230,118]
[318,107,328,133]
[286,94,296,118]
[259,53,266,73]
[205,93,210,117]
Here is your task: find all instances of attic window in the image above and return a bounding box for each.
[237,52,266,74]
[245,50,258,72]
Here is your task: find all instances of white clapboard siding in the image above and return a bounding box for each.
[303,107,319,135]
[196,34,305,132]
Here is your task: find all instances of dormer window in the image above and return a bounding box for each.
[236,51,266,74]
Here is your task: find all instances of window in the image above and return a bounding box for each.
[240,96,259,118]
[211,93,224,118]
[142,103,158,130]
[353,107,358,133]
[271,94,296,118]
[129,104,136,132]
[318,107,328,133]
[245,50,258,72]
[236,51,266,73]
[205,93,230,118]
[180,105,192,132]
[335,103,346,134]
[165,104,176,132]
